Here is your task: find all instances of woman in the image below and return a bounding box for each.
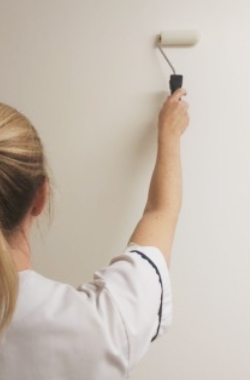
[0,89,189,379]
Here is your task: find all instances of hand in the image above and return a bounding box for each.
[158,89,190,141]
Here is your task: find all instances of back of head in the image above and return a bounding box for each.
[0,103,48,335]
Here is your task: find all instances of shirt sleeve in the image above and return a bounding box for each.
[79,244,173,376]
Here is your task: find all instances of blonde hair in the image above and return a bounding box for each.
[0,103,49,335]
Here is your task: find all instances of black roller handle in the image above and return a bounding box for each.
[170,74,183,94]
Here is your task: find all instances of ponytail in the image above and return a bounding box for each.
[0,228,18,335]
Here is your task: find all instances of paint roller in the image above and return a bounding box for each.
[157,30,200,94]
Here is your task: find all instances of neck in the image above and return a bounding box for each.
[9,225,32,272]
[11,245,32,272]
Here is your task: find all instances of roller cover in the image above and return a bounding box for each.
[160,30,200,46]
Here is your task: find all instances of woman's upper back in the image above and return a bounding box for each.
[0,244,172,380]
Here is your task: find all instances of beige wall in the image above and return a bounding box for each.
[1,0,250,378]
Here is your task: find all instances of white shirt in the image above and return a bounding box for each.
[0,244,173,380]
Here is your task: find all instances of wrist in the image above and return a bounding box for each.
[157,132,181,151]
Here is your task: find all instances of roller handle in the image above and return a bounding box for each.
[170,74,183,94]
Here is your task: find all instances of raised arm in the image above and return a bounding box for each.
[128,89,189,267]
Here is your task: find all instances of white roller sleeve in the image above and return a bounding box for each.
[160,30,200,46]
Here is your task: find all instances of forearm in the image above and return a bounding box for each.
[129,136,182,266]
[144,135,182,216]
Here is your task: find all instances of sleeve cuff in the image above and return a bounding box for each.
[124,244,173,339]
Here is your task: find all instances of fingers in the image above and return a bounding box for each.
[171,88,187,101]
[160,90,189,115]
[158,87,190,137]
[170,88,189,110]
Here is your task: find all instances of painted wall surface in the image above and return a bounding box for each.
[1,1,250,379]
